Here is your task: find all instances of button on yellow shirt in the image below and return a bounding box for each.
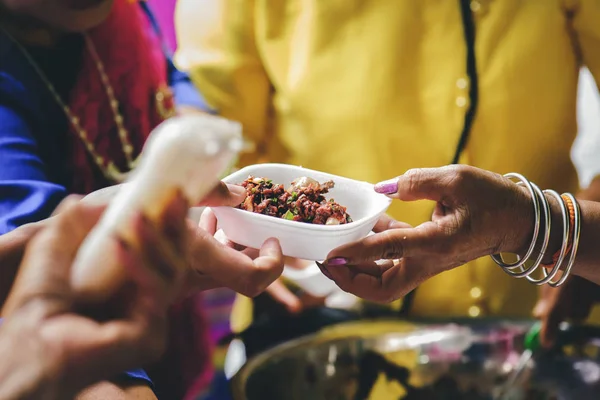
[175,0,600,326]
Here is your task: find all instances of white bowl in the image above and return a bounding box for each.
[210,164,392,260]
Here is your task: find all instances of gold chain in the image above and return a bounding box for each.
[0,26,138,183]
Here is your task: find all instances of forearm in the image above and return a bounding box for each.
[510,182,600,285]
[529,193,600,285]
[576,175,600,202]
[547,176,600,282]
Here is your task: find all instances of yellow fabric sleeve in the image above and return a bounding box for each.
[174,0,275,165]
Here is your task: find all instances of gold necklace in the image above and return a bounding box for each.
[0,27,138,183]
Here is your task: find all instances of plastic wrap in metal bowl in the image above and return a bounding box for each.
[230,319,600,400]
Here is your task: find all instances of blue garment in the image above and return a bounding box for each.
[0,3,207,393]
[0,318,152,386]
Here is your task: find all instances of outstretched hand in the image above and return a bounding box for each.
[319,166,534,303]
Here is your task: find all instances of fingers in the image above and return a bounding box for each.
[81,185,123,206]
[197,182,246,207]
[323,260,404,303]
[50,194,84,216]
[372,214,412,233]
[199,207,218,235]
[374,165,474,202]
[41,311,167,389]
[326,222,444,265]
[188,229,284,297]
[265,279,303,314]
[49,197,107,250]
[0,220,48,280]
[247,238,285,295]
[3,200,106,315]
[178,271,222,300]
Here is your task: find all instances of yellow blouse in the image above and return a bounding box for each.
[175,0,600,328]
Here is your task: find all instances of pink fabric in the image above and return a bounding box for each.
[148,0,178,52]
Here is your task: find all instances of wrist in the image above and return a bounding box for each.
[502,185,564,264]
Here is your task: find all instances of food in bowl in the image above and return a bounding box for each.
[238,176,352,225]
[211,163,392,260]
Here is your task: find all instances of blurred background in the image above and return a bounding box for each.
[2,0,600,399]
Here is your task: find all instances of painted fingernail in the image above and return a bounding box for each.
[316,262,333,280]
[374,179,398,195]
[326,257,348,266]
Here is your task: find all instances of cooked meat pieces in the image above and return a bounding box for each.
[237,176,352,225]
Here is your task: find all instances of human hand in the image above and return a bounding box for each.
[533,276,600,347]
[319,165,535,303]
[0,221,49,310]
[181,206,284,298]
[0,195,189,400]
[85,180,284,299]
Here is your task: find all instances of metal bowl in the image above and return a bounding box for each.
[230,319,536,399]
[230,319,600,400]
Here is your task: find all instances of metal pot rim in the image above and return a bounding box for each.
[230,317,536,399]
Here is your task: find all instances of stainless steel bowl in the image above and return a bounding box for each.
[230,319,600,400]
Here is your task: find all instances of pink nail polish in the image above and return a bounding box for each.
[327,257,348,266]
[374,179,398,195]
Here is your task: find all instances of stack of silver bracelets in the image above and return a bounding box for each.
[490,173,581,287]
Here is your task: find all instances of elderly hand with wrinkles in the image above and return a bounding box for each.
[317,165,546,303]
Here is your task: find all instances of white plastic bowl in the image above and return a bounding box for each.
[210,164,392,260]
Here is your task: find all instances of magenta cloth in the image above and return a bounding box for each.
[148,0,178,51]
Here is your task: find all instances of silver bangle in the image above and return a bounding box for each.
[500,182,550,279]
[527,190,567,285]
[490,173,541,270]
[489,173,580,287]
